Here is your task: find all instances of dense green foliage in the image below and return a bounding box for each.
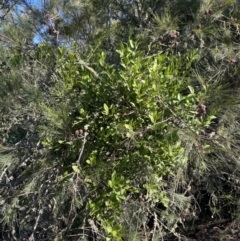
[1,0,240,240]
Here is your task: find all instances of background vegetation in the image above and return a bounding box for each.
[1,0,240,240]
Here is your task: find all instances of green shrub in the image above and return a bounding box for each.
[39,40,213,239]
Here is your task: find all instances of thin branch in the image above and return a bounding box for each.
[76,132,88,165]
[28,207,43,241]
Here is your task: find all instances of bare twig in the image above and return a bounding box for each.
[76,131,88,165]
[29,207,43,241]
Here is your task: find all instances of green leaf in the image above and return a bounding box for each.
[160,191,169,208]
[188,85,195,94]
[124,124,133,131]
[149,113,155,123]
[103,103,109,115]
[72,165,80,174]
[79,108,86,115]
[129,39,134,48]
